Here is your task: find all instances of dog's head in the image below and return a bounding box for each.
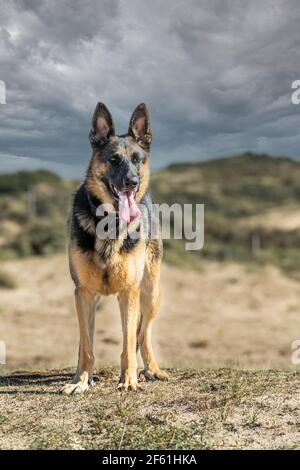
[86,103,151,222]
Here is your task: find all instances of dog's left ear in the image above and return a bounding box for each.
[128,103,152,150]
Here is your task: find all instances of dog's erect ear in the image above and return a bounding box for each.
[128,103,152,150]
[89,102,115,147]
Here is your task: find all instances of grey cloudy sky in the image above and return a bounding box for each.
[0,0,300,177]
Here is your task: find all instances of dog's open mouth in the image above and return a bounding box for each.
[109,183,141,223]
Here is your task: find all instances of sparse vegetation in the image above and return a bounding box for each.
[1,368,300,450]
[151,153,300,277]
[9,218,67,257]
[0,170,61,194]
[0,269,16,289]
[0,170,75,260]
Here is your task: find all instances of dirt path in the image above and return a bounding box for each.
[1,254,300,371]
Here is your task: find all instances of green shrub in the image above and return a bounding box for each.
[0,170,61,194]
[0,270,16,289]
[9,217,67,257]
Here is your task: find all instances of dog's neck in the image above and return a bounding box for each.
[85,188,102,218]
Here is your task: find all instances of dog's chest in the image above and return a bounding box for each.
[92,238,146,295]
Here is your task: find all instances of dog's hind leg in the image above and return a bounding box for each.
[61,287,97,395]
[138,264,168,381]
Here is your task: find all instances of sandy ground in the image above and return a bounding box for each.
[1,368,300,450]
[1,254,300,371]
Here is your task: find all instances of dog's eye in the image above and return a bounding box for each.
[131,153,140,165]
[109,156,122,167]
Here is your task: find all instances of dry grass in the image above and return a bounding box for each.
[1,368,300,450]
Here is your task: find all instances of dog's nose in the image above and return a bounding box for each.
[124,175,139,189]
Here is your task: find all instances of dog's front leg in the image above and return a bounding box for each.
[61,287,97,395]
[118,288,141,391]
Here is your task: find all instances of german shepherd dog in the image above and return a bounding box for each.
[61,103,168,394]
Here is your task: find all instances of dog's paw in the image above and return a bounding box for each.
[139,369,169,381]
[117,374,144,392]
[61,382,90,395]
[117,381,144,392]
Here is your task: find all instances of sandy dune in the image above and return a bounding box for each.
[1,254,300,371]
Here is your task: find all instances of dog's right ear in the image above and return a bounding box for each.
[89,102,115,147]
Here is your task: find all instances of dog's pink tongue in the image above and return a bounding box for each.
[119,191,141,223]
[128,191,141,221]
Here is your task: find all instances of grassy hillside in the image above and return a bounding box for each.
[1,368,300,450]
[151,153,300,277]
[1,153,300,277]
[0,170,75,259]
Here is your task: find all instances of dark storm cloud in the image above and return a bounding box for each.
[0,0,300,177]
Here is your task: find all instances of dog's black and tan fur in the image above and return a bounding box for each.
[62,103,167,393]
